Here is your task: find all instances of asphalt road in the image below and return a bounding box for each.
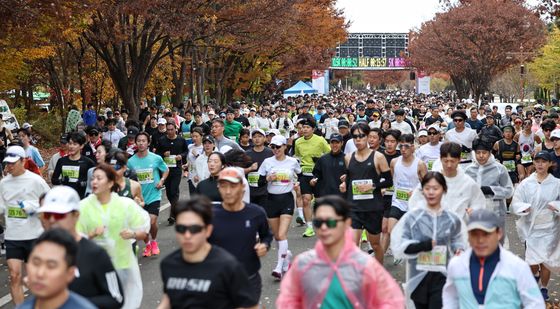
[1,178,560,308]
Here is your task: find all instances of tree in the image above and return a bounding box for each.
[410,0,546,100]
[530,27,560,100]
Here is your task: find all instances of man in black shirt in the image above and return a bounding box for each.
[209,167,272,305]
[159,196,256,309]
[156,122,189,225]
[51,132,96,198]
[233,105,250,128]
[310,133,346,197]
[246,129,274,207]
[38,186,124,308]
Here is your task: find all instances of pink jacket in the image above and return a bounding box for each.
[277,229,405,308]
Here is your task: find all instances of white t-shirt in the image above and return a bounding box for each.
[415,142,442,171]
[391,121,413,135]
[258,156,301,195]
[445,127,477,148]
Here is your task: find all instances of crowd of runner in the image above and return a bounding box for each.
[0,89,560,308]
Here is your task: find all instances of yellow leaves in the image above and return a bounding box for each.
[529,27,560,89]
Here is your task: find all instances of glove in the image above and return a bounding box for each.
[481,186,494,196]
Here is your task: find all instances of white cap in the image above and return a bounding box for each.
[268,129,281,136]
[551,129,560,140]
[38,186,81,214]
[418,130,428,137]
[270,135,287,146]
[157,118,167,125]
[251,128,266,137]
[22,123,32,129]
[427,124,441,132]
[3,146,26,163]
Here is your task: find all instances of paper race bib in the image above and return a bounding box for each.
[248,172,260,187]
[503,160,516,172]
[521,153,532,164]
[228,136,237,141]
[164,156,177,168]
[384,185,394,196]
[427,160,435,171]
[136,168,154,184]
[460,151,470,162]
[7,206,27,219]
[301,166,313,176]
[272,170,291,186]
[417,245,447,272]
[62,165,80,183]
[352,179,374,200]
[395,188,411,201]
[182,131,191,140]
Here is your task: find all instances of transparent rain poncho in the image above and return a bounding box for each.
[511,173,560,271]
[391,207,467,301]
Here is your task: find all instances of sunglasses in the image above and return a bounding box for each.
[175,224,204,235]
[453,118,464,123]
[270,144,283,150]
[427,131,439,136]
[352,133,367,139]
[399,144,412,149]
[41,212,69,221]
[312,218,344,229]
[113,164,122,170]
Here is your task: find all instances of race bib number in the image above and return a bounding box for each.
[136,168,154,184]
[248,172,259,187]
[427,160,434,171]
[7,206,27,219]
[395,188,411,201]
[417,245,447,272]
[182,131,191,140]
[460,151,470,162]
[164,156,177,168]
[503,160,516,172]
[352,179,374,200]
[521,153,532,164]
[301,166,313,176]
[272,170,291,186]
[384,185,394,196]
[228,136,237,141]
[62,165,80,183]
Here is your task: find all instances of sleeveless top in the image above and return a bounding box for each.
[518,131,535,164]
[497,140,519,173]
[346,151,383,212]
[391,156,420,212]
[382,150,401,197]
[117,178,134,199]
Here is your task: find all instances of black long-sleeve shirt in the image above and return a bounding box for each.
[209,203,273,275]
[51,155,96,198]
[71,238,124,308]
[313,151,346,197]
[155,135,189,170]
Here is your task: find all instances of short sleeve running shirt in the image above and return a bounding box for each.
[258,156,301,194]
[127,152,168,205]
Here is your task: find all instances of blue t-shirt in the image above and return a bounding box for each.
[26,146,45,168]
[127,152,168,204]
[17,291,96,309]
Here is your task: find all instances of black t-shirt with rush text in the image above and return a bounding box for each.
[160,246,256,309]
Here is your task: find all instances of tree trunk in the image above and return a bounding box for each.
[451,75,469,99]
[170,42,189,108]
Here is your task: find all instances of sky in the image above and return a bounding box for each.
[335,0,444,33]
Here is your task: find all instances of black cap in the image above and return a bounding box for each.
[127,126,139,138]
[202,135,215,144]
[60,134,68,144]
[329,133,343,142]
[451,110,467,120]
[338,120,350,128]
[300,119,316,128]
[534,151,552,161]
[472,137,493,152]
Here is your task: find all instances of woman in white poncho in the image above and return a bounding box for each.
[391,171,466,309]
[511,150,560,302]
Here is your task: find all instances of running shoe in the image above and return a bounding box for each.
[302,226,315,237]
[541,288,549,301]
[282,250,292,273]
[271,270,282,280]
[151,240,160,256]
[393,258,403,265]
[296,216,305,226]
[167,217,175,226]
[142,242,152,257]
[361,230,368,243]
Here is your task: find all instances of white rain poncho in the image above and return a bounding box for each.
[409,169,486,221]
[391,207,467,301]
[464,154,514,229]
[511,173,560,271]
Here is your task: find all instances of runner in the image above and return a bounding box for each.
[416,124,442,171]
[0,145,50,305]
[392,172,466,309]
[246,129,274,207]
[210,118,242,152]
[340,122,392,263]
[294,119,331,237]
[257,135,300,279]
[185,127,204,193]
[196,152,226,202]
[277,195,405,308]
[17,128,45,170]
[127,132,169,257]
[380,129,401,253]
[179,109,194,144]
[310,133,346,198]
[156,122,188,225]
[158,196,257,309]
[445,110,477,168]
[493,125,521,185]
[38,186,125,308]
[551,129,560,178]
[209,167,273,305]
[514,118,541,181]
[191,135,215,187]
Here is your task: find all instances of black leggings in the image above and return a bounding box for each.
[411,272,446,309]
[165,168,182,218]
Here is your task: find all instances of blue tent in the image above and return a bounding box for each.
[283,81,317,98]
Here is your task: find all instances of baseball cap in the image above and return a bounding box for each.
[451,110,467,120]
[550,129,560,140]
[467,209,500,233]
[3,146,26,163]
[268,129,281,136]
[251,128,266,137]
[60,134,68,144]
[22,123,32,129]
[329,133,343,142]
[218,167,244,184]
[535,151,552,161]
[427,124,441,132]
[157,118,167,125]
[338,120,350,128]
[127,126,139,138]
[270,135,287,146]
[202,135,215,144]
[38,186,81,214]
[418,129,428,137]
